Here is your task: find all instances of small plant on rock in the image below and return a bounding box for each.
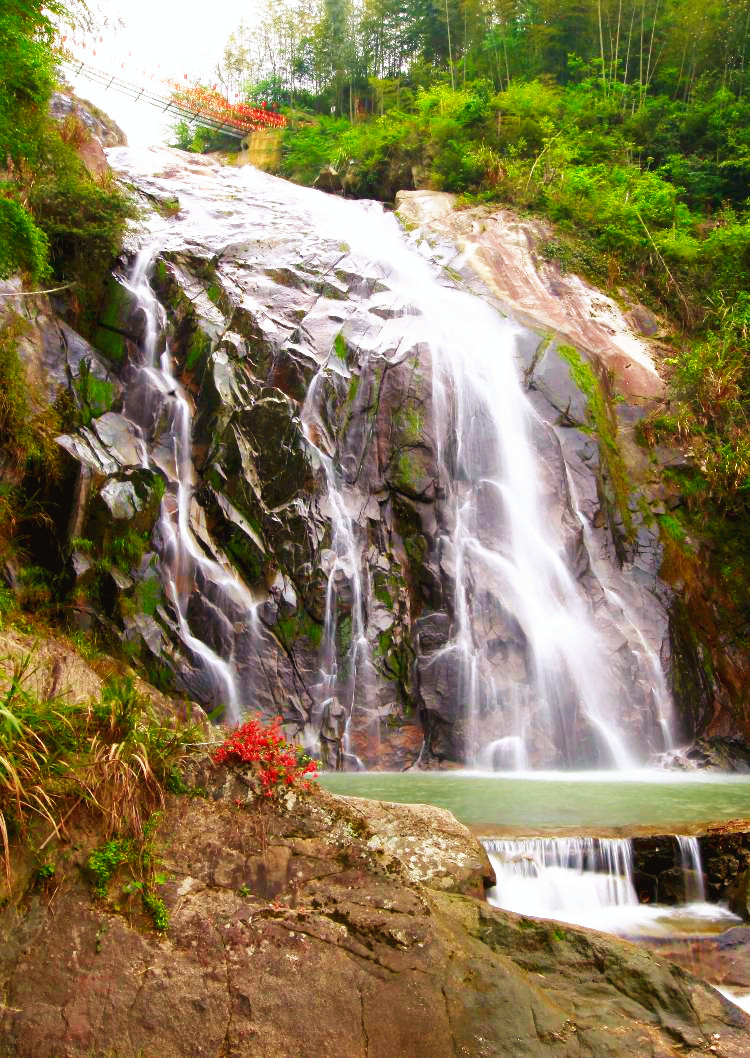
[212,715,319,800]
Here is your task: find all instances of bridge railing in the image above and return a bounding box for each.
[59,58,285,139]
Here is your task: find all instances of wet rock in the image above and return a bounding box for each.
[728,869,750,921]
[313,165,343,194]
[640,925,750,989]
[98,479,143,520]
[528,338,588,425]
[687,737,750,773]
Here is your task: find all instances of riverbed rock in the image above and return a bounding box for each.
[1,768,748,1058]
[639,925,750,990]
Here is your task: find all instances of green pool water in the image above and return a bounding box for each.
[318,770,750,832]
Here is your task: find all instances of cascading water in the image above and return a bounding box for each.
[677,835,707,902]
[101,146,676,768]
[119,241,262,722]
[484,836,739,934]
[301,369,376,767]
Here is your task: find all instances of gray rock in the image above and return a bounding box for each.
[99,479,143,520]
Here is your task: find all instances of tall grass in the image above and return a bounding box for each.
[0,662,199,893]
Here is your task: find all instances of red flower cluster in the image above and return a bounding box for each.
[167,81,286,132]
[213,716,318,798]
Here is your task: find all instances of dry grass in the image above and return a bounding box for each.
[0,658,197,893]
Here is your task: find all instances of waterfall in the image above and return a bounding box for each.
[301,369,376,768]
[676,835,707,902]
[120,242,258,722]
[483,835,739,934]
[103,146,676,767]
[484,837,639,925]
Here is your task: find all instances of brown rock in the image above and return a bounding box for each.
[1,770,749,1058]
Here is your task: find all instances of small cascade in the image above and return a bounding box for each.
[484,835,738,935]
[301,369,376,768]
[484,837,638,925]
[121,243,258,722]
[677,836,707,902]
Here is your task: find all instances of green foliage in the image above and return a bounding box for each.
[0,2,135,317]
[280,117,351,185]
[88,815,170,932]
[0,198,50,283]
[0,657,200,893]
[141,887,169,932]
[169,118,238,154]
[88,837,133,899]
[105,529,149,573]
[28,161,136,319]
[0,316,63,475]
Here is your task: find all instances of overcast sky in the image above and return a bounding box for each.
[64,0,247,145]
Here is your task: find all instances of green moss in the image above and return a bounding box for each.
[404,533,428,564]
[659,513,686,544]
[347,373,360,404]
[334,332,348,361]
[397,451,419,487]
[134,576,162,617]
[276,608,323,650]
[225,528,264,586]
[94,279,132,363]
[372,569,393,607]
[402,407,424,443]
[105,528,149,572]
[75,361,115,426]
[558,344,633,538]
[338,615,353,658]
[186,328,212,372]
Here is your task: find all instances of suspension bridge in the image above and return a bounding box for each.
[59,56,286,139]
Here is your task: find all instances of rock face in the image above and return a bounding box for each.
[42,146,709,768]
[1,767,748,1058]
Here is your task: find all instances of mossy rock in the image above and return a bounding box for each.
[93,277,139,363]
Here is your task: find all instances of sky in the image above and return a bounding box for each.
[63,0,248,145]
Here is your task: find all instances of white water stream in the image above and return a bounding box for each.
[484,836,740,935]
[121,242,261,722]
[107,147,676,767]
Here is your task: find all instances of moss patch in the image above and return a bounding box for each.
[558,344,633,539]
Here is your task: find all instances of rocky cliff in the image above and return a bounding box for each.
[3,133,746,768]
[35,144,697,771]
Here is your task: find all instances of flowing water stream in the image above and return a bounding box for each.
[483,835,737,935]
[120,240,257,721]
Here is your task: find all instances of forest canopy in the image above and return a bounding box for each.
[214,0,750,113]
